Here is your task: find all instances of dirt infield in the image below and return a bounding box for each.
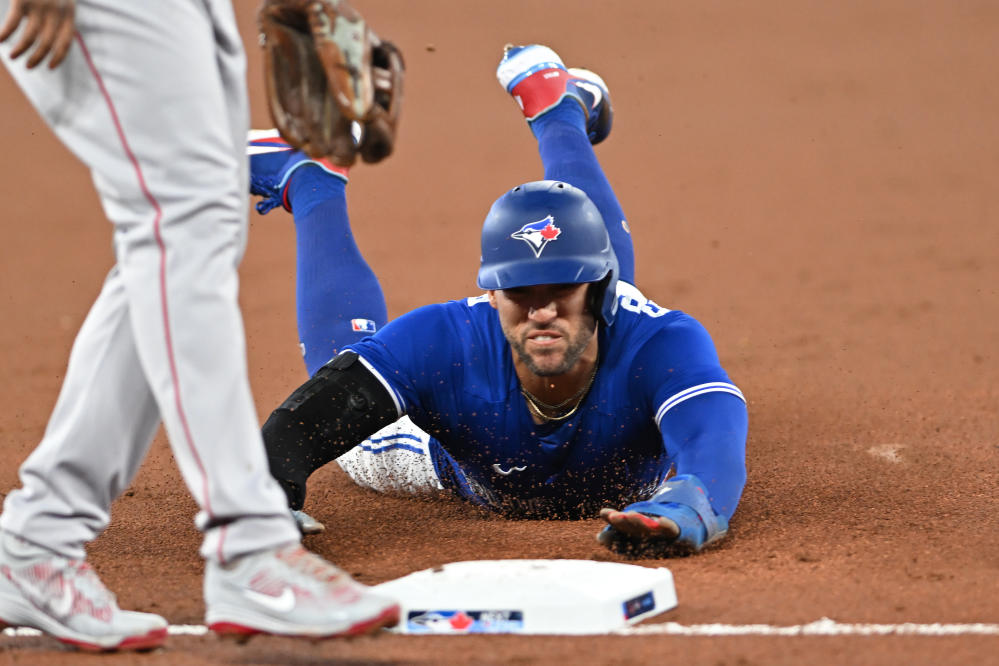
[1,1,997,663]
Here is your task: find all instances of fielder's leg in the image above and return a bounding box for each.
[1,0,399,642]
[1,0,298,559]
[0,268,169,651]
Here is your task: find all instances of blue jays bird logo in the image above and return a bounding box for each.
[511,215,562,258]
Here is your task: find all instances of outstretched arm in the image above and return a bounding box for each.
[657,390,749,520]
[261,351,402,509]
[599,391,748,556]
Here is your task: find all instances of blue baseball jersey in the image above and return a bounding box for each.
[347,287,746,519]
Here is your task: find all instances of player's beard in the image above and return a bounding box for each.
[504,316,597,377]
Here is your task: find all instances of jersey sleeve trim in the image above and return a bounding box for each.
[357,355,406,416]
[655,382,745,428]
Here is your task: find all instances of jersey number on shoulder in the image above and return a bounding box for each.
[618,295,670,318]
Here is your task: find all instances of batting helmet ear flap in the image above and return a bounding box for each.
[588,271,617,326]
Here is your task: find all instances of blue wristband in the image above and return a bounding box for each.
[621,474,728,551]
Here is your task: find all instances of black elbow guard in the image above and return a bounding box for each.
[262,351,400,509]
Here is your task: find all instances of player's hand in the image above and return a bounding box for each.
[599,508,681,539]
[596,508,682,556]
[0,0,76,70]
[596,475,731,557]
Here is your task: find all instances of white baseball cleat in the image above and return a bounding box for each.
[496,43,614,144]
[204,543,399,639]
[0,532,167,651]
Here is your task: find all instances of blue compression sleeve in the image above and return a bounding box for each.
[531,102,635,284]
[286,167,388,376]
[656,390,748,520]
[618,392,746,550]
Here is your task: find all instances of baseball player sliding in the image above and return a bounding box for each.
[249,44,749,557]
[0,0,400,652]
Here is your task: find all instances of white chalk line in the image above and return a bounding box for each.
[616,617,999,636]
[2,618,997,639]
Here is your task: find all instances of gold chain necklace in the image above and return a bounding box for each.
[520,361,598,423]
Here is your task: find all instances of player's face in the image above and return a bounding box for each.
[489,283,598,376]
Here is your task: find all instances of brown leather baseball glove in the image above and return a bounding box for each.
[258,0,404,166]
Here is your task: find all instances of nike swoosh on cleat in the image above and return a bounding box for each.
[49,583,75,618]
[242,587,296,613]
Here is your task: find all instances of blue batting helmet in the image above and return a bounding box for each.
[477,180,619,325]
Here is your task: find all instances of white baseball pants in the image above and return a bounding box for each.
[0,0,300,562]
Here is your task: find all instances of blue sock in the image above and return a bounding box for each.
[531,102,636,285]
[287,166,388,376]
